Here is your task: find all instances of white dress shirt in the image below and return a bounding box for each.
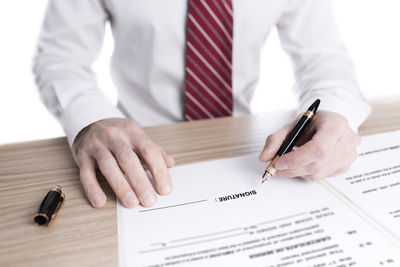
[33,0,371,146]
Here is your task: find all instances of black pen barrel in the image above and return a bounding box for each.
[277,115,312,156]
[276,99,320,156]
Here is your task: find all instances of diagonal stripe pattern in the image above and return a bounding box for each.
[185,0,233,121]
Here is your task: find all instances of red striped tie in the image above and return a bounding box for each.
[184,0,233,121]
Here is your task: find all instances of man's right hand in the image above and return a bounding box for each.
[72,118,175,208]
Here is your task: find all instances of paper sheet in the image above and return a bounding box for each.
[118,154,400,267]
[326,130,400,240]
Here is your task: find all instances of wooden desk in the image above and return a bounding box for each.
[1,98,399,267]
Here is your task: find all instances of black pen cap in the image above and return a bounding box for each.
[34,185,65,225]
[307,99,320,114]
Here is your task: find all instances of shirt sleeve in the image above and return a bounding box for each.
[33,0,125,147]
[276,0,371,132]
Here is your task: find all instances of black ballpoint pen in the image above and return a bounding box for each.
[262,99,320,183]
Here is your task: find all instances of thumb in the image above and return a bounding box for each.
[259,122,294,162]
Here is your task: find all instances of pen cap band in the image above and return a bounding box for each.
[266,155,279,176]
[303,110,314,119]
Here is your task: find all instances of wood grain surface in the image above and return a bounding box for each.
[0,98,399,267]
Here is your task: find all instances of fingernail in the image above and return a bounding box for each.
[158,182,172,195]
[141,192,156,207]
[92,193,105,207]
[125,192,138,207]
[275,161,288,170]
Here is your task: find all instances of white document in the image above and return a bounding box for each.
[326,130,400,240]
[118,132,400,266]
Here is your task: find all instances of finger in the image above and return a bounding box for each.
[137,142,173,196]
[78,153,107,208]
[109,140,157,207]
[125,154,159,207]
[126,154,158,207]
[279,149,358,181]
[259,122,295,162]
[163,153,176,168]
[275,164,314,179]
[157,145,175,168]
[274,122,342,170]
[94,148,139,208]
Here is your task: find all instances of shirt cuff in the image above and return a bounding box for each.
[60,94,125,147]
[296,91,372,132]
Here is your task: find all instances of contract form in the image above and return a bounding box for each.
[326,130,400,240]
[118,132,400,267]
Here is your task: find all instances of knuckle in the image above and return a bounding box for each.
[315,144,329,158]
[117,151,133,166]
[305,164,314,174]
[97,153,113,167]
[90,144,104,158]
[132,177,146,188]
[131,177,151,192]
[115,178,127,191]
[140,144,156,158]
[79,166,89,179]
[283,157,296,169]
[102,126,119,140]
[306,163,317,173]
[107,174,128,193]
[76,150,88,164]
[73,141,85,155]
[110,138,127,152]
[124,120,138,130]
[89,137,103,148]
[308,162,323,174]
[125,120,145,136]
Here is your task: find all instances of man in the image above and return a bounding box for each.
[33,0,371,209]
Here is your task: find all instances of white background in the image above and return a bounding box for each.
[0,0,399,145]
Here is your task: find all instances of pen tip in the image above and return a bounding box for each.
[262,171,272,184]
